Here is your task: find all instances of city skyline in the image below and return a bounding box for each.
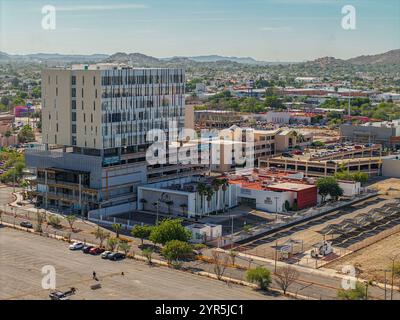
[0,0,399,61]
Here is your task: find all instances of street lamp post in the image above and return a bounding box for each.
[230,214,234,250]
[390,253,400,300]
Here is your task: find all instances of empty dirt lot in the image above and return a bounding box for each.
[238,195,396,259]
[326,231,400,283]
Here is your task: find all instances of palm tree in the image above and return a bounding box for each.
[297,133,305,144]
[165,200,174,215]
[205,186,214,215]
[180,203,187,217]
[140,198,148,211]
[220,178,229,211]
[112,223,122,238]
[212,179,222,211]
[197,183,207,216]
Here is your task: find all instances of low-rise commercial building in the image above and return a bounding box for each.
[260,144,383,178]
[137,176,237,218]
[340,120,400,148]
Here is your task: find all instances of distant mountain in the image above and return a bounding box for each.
[185,55,261,64]
[0,52,108,64]
[103,52,161,65]
[302,50,400,68]
[346,49,400,65]
[0,49,398,69]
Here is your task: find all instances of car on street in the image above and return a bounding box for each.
[282,152,293,158]
[49,288,76,300]
[89,247,105,255]
[292,150,303,155]
[82,245,94,254]
[20,221,33,229]
[108,252,126,261]
[100,251,113,259]
[69,242,84,250]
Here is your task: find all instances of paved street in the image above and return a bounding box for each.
[0,227,283,300]
[200,248,400,300]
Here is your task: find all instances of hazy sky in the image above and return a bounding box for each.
[0,0,399,61]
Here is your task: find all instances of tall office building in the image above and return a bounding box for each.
[26,64,207,215]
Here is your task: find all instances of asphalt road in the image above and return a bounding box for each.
[0,227,283,300]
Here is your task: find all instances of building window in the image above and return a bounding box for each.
[71,76,76,85]
[72,88,76,98]
[72,124,76,134]
[72,112,76,122]
[72,100,76,110]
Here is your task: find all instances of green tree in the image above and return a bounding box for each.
[32,86,41,99]
[106,237,119,252]
[316,177,343,202]
[142,248,154,264]
[118,241,131,256]
[17,125,35,143]
[94,226,109,248]
[47,215,61,228]
[149,218,191,246]
[131,224,153,245]
[246,266,272,290]
[352,172,369,185]
[337,282,367,300]
[66,215,77,232]
[161,240,193,264]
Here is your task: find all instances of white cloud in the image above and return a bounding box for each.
[56,4,148,12]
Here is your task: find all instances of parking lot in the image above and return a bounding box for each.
[0,227,271,300]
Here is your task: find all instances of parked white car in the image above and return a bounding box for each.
[101,251,112,259]
[69,242,84,250]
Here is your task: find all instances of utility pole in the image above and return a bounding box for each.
[384,270,387,300]
[13,169,16,193]
[274,240,278,273]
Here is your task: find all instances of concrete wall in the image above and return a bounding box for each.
[88,201,137,217]
[382,156,400,178]
[25,149,103,188]
[184,104,194,130]
[42,69,72,146]
[137,187,192,216]
[338,181,362,196]
[234,184,295,213]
